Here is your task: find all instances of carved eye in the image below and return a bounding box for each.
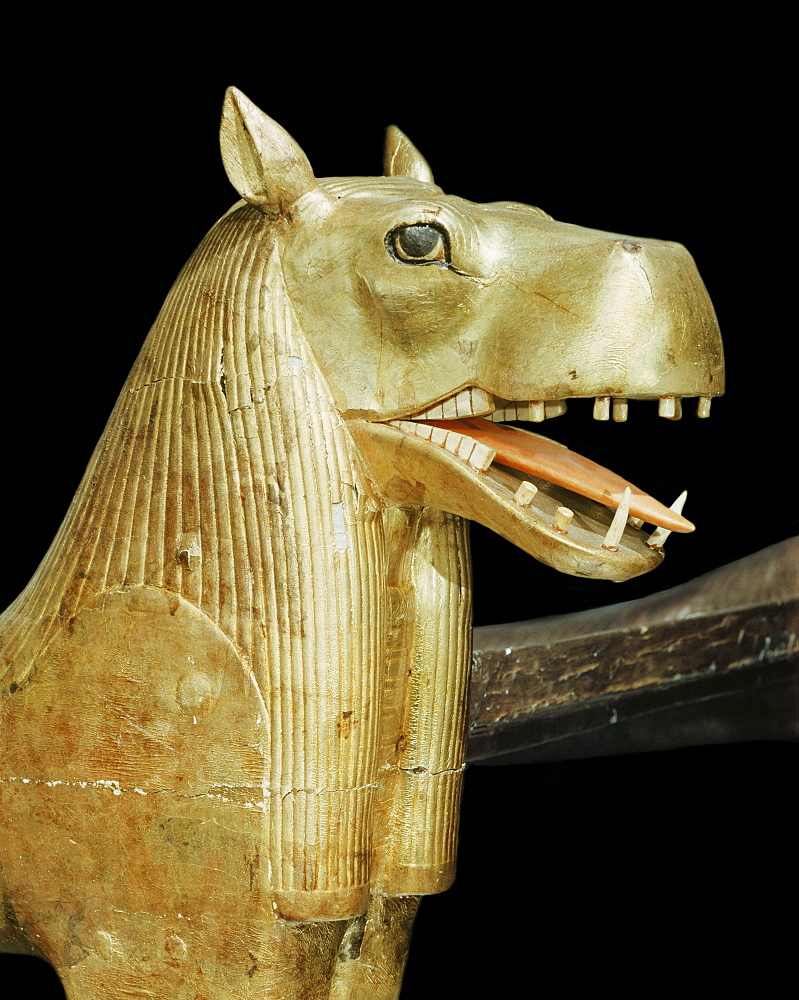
[388,223,450,265]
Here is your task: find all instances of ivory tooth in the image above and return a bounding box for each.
[612,398,628,422]
[452,387,493,417]
[443,430,463,456]
[488,399,567,422]
[472,387,495,416]
[530,400,546,422]
[414,387,494,419]
[467,441,497,471]
[647,491,688,548]
[627,515,645,530]
[439,397,460,418]
[451,433,495,471]
[658,396,682,420]
[552,507,573,533]
[602,487,631,550]
[697,396,712,418]
[593,396,611,421]
[513,481,538,506]
[388,419,495,471]
[544,399,567,418]
[453,389,472,418]
[390,419,433,440]
[454,434,473,460]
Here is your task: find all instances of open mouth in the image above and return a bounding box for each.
[350,385,714,582]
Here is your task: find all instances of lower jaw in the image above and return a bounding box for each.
[348,418,666,583]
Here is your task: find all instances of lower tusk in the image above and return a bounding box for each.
[647,490,688,548]
[602,487,631,550]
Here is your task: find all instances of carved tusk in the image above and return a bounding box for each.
[602,487,631,550]
[552,507,573,533]
[647,491,688,548]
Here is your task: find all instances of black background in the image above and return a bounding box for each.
[2,25,795,998]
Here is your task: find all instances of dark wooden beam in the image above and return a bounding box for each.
[468,537,798,762]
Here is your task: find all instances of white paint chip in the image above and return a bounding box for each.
[331,501,349,552]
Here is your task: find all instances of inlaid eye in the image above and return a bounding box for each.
[388,223,450,264]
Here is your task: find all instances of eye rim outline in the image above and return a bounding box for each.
[385,221,451,267]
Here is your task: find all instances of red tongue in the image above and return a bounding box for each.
[423,417,694,533]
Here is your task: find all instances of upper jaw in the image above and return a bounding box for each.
[406,386,716,422]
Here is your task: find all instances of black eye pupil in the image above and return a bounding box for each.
[398,225,440,258]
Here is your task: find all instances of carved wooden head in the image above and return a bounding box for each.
[220,88,724,581]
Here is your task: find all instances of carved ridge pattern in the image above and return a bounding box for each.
[1,200,474,922]
[0,207,393,913]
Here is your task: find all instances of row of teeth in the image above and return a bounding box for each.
[411,387,713,421]
[388,419,686,551]
[389,419,497,472]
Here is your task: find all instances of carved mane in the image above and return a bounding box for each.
[1,195,468,924]
[3,203,378,673]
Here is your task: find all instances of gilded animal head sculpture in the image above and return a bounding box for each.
[0,89,723,999]
[221,90,722,582]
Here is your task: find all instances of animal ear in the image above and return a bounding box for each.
[384,126,434,183]
[220,87,317,215]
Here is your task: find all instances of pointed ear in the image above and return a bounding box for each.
[383,126,434,183]
[220,87,317,215]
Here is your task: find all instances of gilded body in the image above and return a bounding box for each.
[0,90,723,998]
